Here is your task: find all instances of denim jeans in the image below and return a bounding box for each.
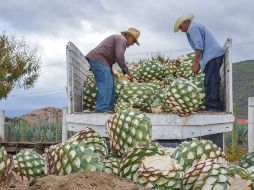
[87,59,115,111]
[204,55,224,111]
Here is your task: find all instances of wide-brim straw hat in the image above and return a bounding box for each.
[174,14,194,32]
[121,28,140,45]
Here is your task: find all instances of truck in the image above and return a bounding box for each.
[62,38,234,150]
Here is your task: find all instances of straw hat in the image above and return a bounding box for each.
[121,28,140,45]
[174,14,194,32]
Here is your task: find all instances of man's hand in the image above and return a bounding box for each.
[112,73,118,79]
[126,72,137,82]
[174,59,181,65]
[192,49,202,75]
[112,69,119,79]
[192,61,200,75]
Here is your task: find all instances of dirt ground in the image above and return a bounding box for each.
[0,172,147,190]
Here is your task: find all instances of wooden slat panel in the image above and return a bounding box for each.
[66,41,90,113]
[73,68,88,82]
[68,70,88,85]
[70,57,89,75]
[73,85,82,94]
[73,80,83,91]
[70,64,88,79]
[69,51,90,71]
[72,75,83,88]
[72,94,83,112]
[68,42,87,64]
[73,85,83,95]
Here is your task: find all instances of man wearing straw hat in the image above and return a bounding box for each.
[174,14,225,111]
[86,27,140,113]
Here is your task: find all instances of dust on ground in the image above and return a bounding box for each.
[0,171,147,190]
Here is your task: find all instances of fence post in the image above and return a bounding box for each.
[0,110,5,141]
[62,107,68,142]
[248,97,254,153]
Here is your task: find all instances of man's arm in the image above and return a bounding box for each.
[193,49,202,74]
[115,38,129,75]
[114,38,136,81]
[188,27,204,74]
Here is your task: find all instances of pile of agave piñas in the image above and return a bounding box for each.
[2,111,254,189]
[83,53,205,116]
[2,53,254,189]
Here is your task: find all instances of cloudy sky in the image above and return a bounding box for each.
[0,0,254,117]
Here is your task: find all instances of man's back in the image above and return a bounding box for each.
[186,22,225,70]
[86,34,127,68]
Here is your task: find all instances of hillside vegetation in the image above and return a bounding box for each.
[233,60,254,117]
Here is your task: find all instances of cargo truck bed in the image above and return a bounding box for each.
[63,39,234,150]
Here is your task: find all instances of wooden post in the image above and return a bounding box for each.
[62,107,68,142]
[248,97,254,153]
[0,110,5,141]
[231,104,237,151]
[224,38,233,114]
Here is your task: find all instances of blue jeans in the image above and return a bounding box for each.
[87,59,115,111]
[204,55,224,111]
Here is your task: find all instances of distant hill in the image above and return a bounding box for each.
[20,107,62,125]
[233,60,254,118]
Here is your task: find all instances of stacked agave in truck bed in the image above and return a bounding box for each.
[164,78,203,116]
[175,53,194,80]
[191,73,206,110]
[116,83,155,112]
[147,75,174,113]
[114,59,168,113]
[82,52,206,116]
[44,128,106,175]
[162,53,205,116]
[83,73,97,110]
[134,59,165,82]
